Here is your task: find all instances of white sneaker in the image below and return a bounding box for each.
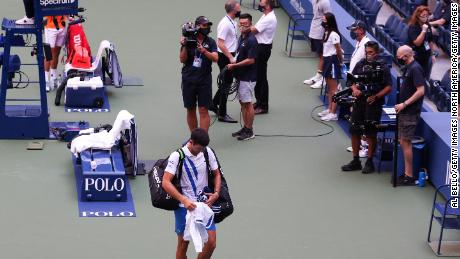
[16,16,34,25]
[310,79,325,89]
[303,73,322,85]
[318,109,330,117]
[359,148,368,158]
[321,113,338,121]
[346,146,353,152]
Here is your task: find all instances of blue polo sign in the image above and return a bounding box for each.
[82,175,128,201]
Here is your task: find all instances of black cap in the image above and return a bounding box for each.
[195,16,213,26]
[347,20,366,30]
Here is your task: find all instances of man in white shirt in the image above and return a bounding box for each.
[163,128,222,259]
[345,20,370,157]
[251,0,277,114]
[303,0,331,89]
[211,0,241,123]
[347,20,370,73]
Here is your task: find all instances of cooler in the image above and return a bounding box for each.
[65,76,105,108]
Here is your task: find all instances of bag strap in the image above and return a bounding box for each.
[203,147,211,177]
[204,147,223,191]
[176,148,185,181]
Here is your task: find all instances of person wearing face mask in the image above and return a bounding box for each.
[180,16,218,133]
[407,5,438,79]
[227,13,258,141]
[251,0,277,115]
[341,41,392,174]
[210,0,241,123]
[394,45,425,186]
[342,20,370,156]
[318,12,343,122]
[346,20,370,74]
[303,0,331,88]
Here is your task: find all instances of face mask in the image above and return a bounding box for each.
[350,30,357,40]
[397,58,406,66]
[321,21,328,29]
[258,4,265,12]
[366,55,376,62]
[199,27,211,36]
[235,11,241,18]
[419,17,428,23]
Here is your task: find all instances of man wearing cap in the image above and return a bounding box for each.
[347,20,370,73]
[180,16,218,132]
[344,20,370,157]
[210,0,241,123]
[303,0,331,89]
[251,0,277,114]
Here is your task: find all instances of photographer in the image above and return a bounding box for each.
[395,45,425,186]
[341,41,392,174]
[180,16,218,132]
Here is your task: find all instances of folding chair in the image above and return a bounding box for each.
[428,184,460,256]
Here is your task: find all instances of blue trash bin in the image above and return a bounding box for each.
[397,136,425,179]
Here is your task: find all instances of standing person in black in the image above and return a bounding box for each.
[395,45,426,186]
[407,5,438,79]
[251,0,277,114]
[341,41,392,174]
[180,16,218,132]
[211,0,241,123]
[227,13,258,141]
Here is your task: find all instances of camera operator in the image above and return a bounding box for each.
[395,45,425,186]
[180,16,218,132]
[341,41,392,174]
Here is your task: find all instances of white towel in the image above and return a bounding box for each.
[70,110,134,155]
[183,202,215,253]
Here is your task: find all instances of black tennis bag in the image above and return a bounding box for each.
[148,149,185,210]
[204,148,234,223]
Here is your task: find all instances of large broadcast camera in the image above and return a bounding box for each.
[181,22,198,48]
[332,60,386,105]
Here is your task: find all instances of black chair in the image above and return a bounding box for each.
[427,184,460,256]
[359,0,383,28]
[375,14,397,45]
[285,13,313,57]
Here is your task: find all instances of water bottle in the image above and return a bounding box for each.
[90,161,97,171]
[341,63,348,75]
[56,74,62,88]
[417,170,427,187]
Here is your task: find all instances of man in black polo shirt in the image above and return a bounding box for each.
[180,16,218,132]
[395,45,425,186]
[227,13,258,141]
[341,41,392,174]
